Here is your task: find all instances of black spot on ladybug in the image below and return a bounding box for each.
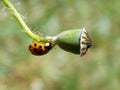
[39,45,42,49]
[33,48,37,52]
[34,43,37,47]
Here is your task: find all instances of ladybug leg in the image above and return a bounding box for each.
[37,31,43,37]
[32,40,34,43]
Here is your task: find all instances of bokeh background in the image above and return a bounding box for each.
[0,0,120,90]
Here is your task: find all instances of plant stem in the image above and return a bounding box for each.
[2,0,47,42]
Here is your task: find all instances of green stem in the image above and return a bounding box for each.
[2,0,47,42]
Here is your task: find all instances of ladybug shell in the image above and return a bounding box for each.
[29,42,49,55]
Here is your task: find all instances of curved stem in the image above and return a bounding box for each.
[2,0,47,42]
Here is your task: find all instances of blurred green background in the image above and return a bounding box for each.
[0,0,120,90]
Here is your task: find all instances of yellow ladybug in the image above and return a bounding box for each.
[28,42,54,56]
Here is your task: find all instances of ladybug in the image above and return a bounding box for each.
[28,42,54,56]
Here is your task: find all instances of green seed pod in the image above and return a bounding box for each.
[54,28,92,56]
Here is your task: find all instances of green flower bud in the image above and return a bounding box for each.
[55,28,92,56]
